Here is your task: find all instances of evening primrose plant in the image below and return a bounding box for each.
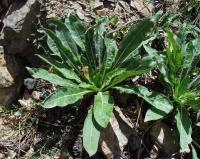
[27,13,172,156]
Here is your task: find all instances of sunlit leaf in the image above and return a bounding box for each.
[43,87,91,108]
[83,109,101,156]
[115,85,173,114]
[175,107,192,152]
[93,92,114,128]
[27,67,76,87]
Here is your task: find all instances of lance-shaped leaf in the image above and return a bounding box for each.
[95,18,106,69]
[38,28,70,58]
[144,45,172,88]
[104,69,151,90]
[83,109,101,156]
[102,68,126,89]
[112,18,155,68]
[38,28,82,75]
[27,67,76,87]
[47,36,62,57]
[48,19,79,61]
[175,107,192,152]
[166,30,183,73]
[144,107,168,122]
[85,27,97,70]
[181,39,200,72]
[43,87,91,108]
[101,36,118,74]
[191,38,200,68]
[191,145,199,159]
[93,92,114,128]
[115,85,173,115]
[38,54,81,83]
[65,13,86,51]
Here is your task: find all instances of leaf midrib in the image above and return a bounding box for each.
[47,90,91,103]
[100,92,104,121]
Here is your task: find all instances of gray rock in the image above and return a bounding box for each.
[24,78,36,90]
[2,0,39,55]
[0,46,24,106]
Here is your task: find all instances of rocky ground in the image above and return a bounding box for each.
[0,0,198,159]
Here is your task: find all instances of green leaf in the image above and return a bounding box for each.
[105,69,151,90]
[175,106,192,152]
[120,51,140,69]
[43,87,91,108]
[38,28,71,58]
[102,36,118,74]
[93,92,114,128]
[134,55,156,70]
[95,18,106,69]
[188,38,200,88]
[112,18,155,68]
[175,73,190,98]
[166,30,183,83]
[38,28,82,76]
[144,45,172,89]
[144,107,167,122]
[39,28,62,58]
[85,27,97,70]
[91,72,104,88]
[27,67,76,87]
[178,91,200,111]
[102,68,127,89]
[191,145,199,159]
[115,85,173,114]
[37,54,81,83]
[48,19,79,61]
[79,83,99,91]
[65,13,86,51]
[191,38,200,68]
[167,30,183,70]
[176,39,200,97]
[83,109,101,156]
[47,35,61,57]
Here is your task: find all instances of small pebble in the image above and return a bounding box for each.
[24,78,36,90]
